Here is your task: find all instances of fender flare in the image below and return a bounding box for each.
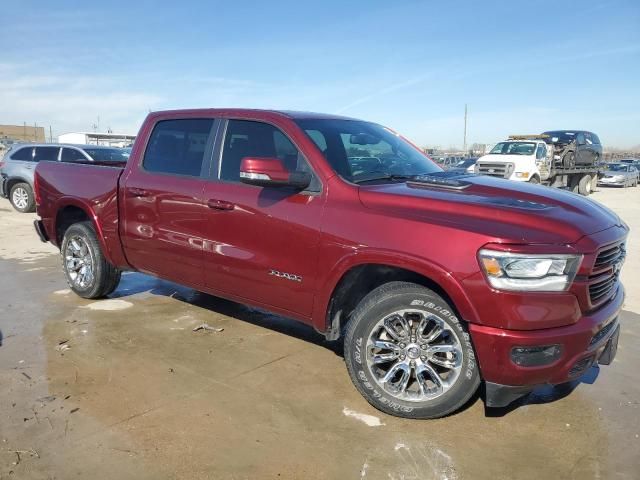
[52,197,115,264]
[3,176,31,197]
[312,249,480,334]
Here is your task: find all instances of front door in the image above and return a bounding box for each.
[202,119,325,317]
[120,117,218,288]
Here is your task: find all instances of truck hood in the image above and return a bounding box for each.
[358,174,622,244]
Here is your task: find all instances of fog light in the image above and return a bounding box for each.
[511,345,562,367]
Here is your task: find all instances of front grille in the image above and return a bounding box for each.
[590,319,617,346]
[588,241,625,306]
[569,357,594,377]
[477,162,511,178]
[594,243,625,270]
[589,275,617,304]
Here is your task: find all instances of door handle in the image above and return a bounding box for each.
[207,199,235,211]
[128,187,150,197]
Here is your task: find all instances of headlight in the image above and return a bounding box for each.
[478,249,582,292]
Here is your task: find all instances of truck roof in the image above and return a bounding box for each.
[148,108,359,121]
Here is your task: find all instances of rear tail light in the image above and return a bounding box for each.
[34,173,41,205]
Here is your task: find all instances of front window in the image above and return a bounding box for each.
[489,142,536,156]
[295,119,440,183]
[606,164,628,172]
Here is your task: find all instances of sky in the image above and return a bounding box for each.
[1,0,639,149]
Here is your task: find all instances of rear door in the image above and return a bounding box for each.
[201,118,324,317]
[575,132,591,164]
[120,117,219,288]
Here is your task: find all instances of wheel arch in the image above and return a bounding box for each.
[53,199,115,264]
[5,176,32,195]
[314,253,480,340]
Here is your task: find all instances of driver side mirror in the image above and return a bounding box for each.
[239,157,311,190]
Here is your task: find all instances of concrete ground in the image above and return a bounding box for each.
[0,186,639,480]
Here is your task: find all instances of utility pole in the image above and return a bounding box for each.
[463,104,468,156]
[49,126,53,143]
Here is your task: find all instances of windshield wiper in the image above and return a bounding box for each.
[352,172,427,184]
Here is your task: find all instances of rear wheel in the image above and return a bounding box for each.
[9,183,35,213]
[61,221,121,299]
[344,282,480,419]
[578,174,593,196]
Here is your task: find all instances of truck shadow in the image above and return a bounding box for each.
[110,272,342,354]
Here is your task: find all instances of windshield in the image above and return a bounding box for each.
[83,148,129,163]
[544,131,576,143]
[295,119,440,183]
[489,142,536,155]
[455,158,476,168]
[606,164,628,172]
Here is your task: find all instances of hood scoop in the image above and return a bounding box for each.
[407,172,474,190]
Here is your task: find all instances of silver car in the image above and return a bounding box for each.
[1,143,129,212]
[597,163,639,188]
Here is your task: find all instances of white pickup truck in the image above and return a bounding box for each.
[475,135,600,196]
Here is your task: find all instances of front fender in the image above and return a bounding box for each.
[312,248,481,334]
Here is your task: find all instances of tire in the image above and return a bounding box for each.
[344,281,480,419]
[578,174,592,196]
[61,221,121,299]
[9,182,35,213]
[529,176,540,185]
[563,151,575,169]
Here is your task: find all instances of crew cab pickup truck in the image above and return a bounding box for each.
[34,109,627,419]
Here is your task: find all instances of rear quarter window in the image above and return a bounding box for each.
[10,147,34,161]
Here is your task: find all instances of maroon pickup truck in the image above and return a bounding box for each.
[34,109,627,418]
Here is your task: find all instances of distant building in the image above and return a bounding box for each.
[58,131,136,148]
[0,124,45,144]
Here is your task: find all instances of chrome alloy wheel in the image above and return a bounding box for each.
[64,236,94,289]
[12,187,29,210]
[365,309,463,402]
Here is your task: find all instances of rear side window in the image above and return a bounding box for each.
[143,119,215,176]
[61,148,87,162]
[11,147,34,161]
[34,146,60,162]
[591,133,601,145]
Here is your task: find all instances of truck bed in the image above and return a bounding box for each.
[35,160,127,266]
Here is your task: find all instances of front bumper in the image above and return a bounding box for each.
[598,178,625,186]
[471,283,624,406]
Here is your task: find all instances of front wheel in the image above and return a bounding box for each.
[61,221,121,299]
[563,151,576,169]
[344,282,480,419]
[529,176,540,184]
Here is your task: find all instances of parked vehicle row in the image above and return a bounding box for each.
[1,144,129,212]
[32,109,626,419]
[598,163,639,188]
